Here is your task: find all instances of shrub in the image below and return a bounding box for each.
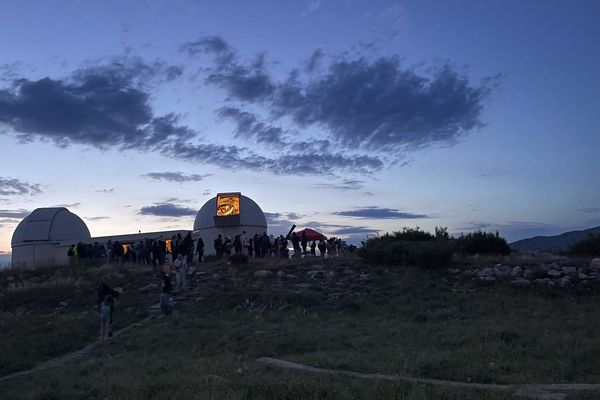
[228,253,248,264]
[359,227,453,268]
[456,231,511,255]
[407,240,455,269]
[393,227,435,241]
[570,234,600,256]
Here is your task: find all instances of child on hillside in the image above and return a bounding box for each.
[160,272,172,315]
[99,295,113,340]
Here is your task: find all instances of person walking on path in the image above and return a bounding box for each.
[160,272,172,315]
[173,254,186,292]
[97,282,118,337]
[99,295,113,340]
[196,237,204,263]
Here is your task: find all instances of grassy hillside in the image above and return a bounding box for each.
[510,226,600,252]
[2,256,600,399]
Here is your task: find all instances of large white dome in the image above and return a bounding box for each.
[194,194,267,230]
[11,207,91,245]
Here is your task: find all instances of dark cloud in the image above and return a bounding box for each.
[217,107,288,147]
[144,172,211,183]
[329,226,378,236]
[313,179,365,191]
[138,203,197,217]
[181,36,232,58]
[272,153,382,175]
[184,37,275,101]
[0,209,30,218]
[0,177,41,196]
[335,206,429,219]
[52,202,80,208]
[265,212,299,236]
[271,60,496,151]
[265,212,301,225]
[0,218,21,224]
[305,48,324,72]
[0,58,191,150]
[580,208,600,214]
[85,216,110,221]
[95,188,115,194]
[169,141,382,176]
[194,35,497,153]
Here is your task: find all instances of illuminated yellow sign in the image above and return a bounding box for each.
[216,193,240,216]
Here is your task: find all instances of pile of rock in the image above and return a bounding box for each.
[449,258,600,289]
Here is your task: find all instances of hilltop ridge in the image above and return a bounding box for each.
[510,226,600,252]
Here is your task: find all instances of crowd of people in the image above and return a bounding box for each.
[92,229,355,336]
[212,230,352,259]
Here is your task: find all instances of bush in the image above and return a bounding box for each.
[228,253,248,264]
[456,231,511,255]
[570,234,600,256]
[392,227,435,241]
[359,227,454,268]
[408,241,455,269]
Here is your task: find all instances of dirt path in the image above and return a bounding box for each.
[257,357,600,400]
[0,315,153,384]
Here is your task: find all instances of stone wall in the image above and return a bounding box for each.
[448,257,600,289]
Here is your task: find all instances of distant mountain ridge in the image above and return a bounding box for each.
[510,226,600,252]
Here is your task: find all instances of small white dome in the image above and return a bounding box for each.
[194,194,267,230]
[11,208,91,245]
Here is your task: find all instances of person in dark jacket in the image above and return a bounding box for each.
[195,237,205,263]
[97,282,119,336]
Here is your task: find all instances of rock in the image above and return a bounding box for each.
[511,278,531,288]
[342,268,355,275]
[579,273,591,280]
[285,274,298,280]
[494,266,511,281]
[462,270,476,278]
[478,276,496,285]
[295,283,312,289]
[113,287,124,294]
[212,274,220,279]
[533,278,550,287]
[523,266,547,280]
[558,276,571,288]
[547,269,562,278]
[591,258,600,270]
[254,270,273,279]
[511,266,523,277]
[138,283,159,292]
[277,270,285,279]
[6,276,15,282]
[477,267,494,277]
[58,301,69,308]
[562,266,577,275]
[448,268,461,274]
[308,270,325,279]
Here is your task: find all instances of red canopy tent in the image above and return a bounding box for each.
[294,228,327,241]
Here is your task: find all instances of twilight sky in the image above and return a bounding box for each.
[1,0,599,254]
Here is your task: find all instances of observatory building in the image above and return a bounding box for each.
[11,207,91,267]
[10,192,268,267]
[194,192,268,255]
